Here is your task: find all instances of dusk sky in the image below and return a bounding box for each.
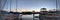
[3,0,60,12]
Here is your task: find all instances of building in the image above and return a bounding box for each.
[40,8,48,15]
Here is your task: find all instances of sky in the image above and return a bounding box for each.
[3,0,60,12]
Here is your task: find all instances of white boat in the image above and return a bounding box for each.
[39,13,60,20]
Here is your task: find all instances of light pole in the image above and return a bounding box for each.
[32,10,35,20]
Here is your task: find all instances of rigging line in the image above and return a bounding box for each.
[2,0,7,10]
[10,0,12,12]
[16,0,18,12]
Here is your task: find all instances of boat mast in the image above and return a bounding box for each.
[16,0,18,12]
[10,0,12,12]
[56,0,57,10]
